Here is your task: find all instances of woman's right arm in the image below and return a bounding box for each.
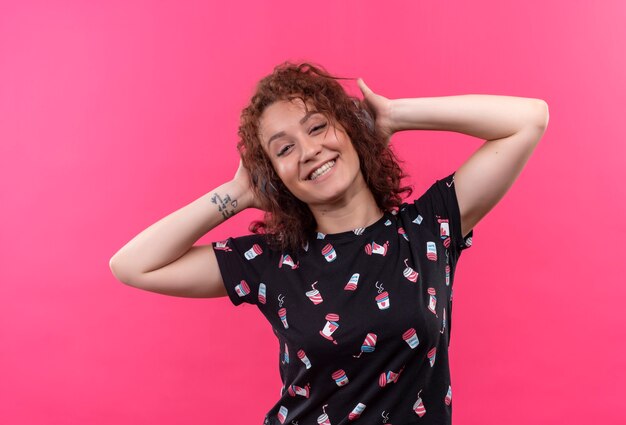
[109,161,259,298]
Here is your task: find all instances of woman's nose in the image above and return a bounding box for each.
[299,135,322,162]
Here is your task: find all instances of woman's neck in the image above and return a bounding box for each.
[308,185,383,235]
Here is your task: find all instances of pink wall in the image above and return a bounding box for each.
[1,0,624,424]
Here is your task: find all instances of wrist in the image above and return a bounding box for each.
[387,99,401,134]
[206,179,248,222]
[227,178,254,211]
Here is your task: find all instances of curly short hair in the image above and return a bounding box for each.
[237,61,412,251]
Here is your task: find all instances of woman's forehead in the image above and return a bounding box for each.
[259,99,323,142]
[262,98,313,122]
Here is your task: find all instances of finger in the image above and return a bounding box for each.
[357,78,371,96]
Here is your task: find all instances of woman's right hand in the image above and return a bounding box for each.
[357,78,395,145]
[232,159,264,211]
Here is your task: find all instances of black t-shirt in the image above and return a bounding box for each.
[213,172,473,425]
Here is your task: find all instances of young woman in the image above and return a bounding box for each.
[109,62,549,424]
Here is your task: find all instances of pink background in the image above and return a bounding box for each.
[1,0,624,424]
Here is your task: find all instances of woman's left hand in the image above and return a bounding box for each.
[357,78,395,144]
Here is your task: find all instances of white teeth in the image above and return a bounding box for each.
[309,160,336,180]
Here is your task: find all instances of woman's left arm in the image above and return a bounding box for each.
[357,80,550,239]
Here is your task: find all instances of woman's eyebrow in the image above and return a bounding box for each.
[266,111,322,147]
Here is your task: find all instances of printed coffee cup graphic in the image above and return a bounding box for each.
[235,280,250,297]
[278,307,288,329]
[244,243,263,260]
[426,241,437,261]
[305,281,324,304]
[413,389,426,417]
[317,404,331,425]
[287,383,310,398]
[297,349,312,369]
[353,332,377,358]
[332,369,349,386]
[438,217,450,239]
[319,313,340,344]
[348,403,366,420]
[403,328,419,349]
[379,365,405,387]
[427,346,437,367]
[282,342,289,364]
[279,254,299,269]
[321,243,337,262]
[375,291,390,310]
[364,240,389,256]
[403,259,418,282]
[375,281,390,310]
[344,273,360,291]
[427,287,437,316]
[277,405,288,424]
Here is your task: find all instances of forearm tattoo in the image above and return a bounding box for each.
[211,193,238,220]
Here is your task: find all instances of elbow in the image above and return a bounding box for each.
[109,255,125,283]
[532,99,550,130]
[109,255,136,286]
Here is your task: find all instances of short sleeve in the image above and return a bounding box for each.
[212,234,270,307]
[413,172,473,255]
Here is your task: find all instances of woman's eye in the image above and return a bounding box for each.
[311,123,327,133]
[277,145,293,157]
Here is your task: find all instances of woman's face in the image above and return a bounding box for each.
[258,98,367,208]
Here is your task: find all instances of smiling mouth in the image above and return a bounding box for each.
[308,160,336,180]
